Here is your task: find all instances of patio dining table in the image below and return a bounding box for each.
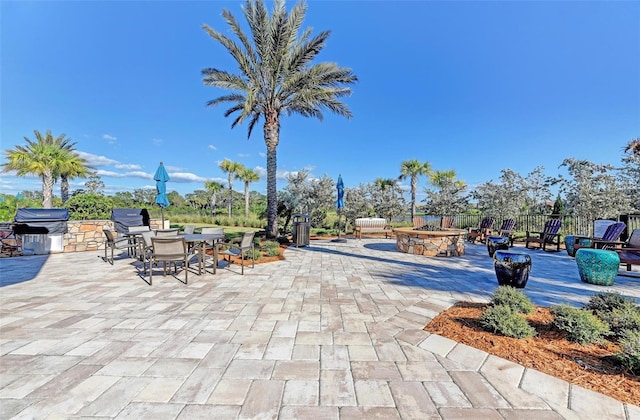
[180,233,225,275]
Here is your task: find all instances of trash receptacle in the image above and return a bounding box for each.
[293,214,310,247]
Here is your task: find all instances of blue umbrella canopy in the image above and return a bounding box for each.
[154,163,170,225]
[336,174,344,210]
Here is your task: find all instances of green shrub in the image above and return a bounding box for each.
[585,292,640,338]
[490,286,534,314]
[261,241,281,257]
[550,304,611,344]
[244,248,262,261]
[479,305,535,339]
[617,329,640,375]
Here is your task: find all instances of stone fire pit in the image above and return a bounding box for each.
[394,227,466,257]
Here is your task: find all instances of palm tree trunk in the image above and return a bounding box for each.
[264,114,280,239]
[42,170,54,209]
[61,175,70,204]
[228,174,233,218]
[411,176,417,221]
[244,181,250,218]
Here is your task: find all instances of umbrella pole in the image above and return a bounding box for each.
[332,209,347,243]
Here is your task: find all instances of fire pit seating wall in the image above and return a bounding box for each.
[354,218,393,239]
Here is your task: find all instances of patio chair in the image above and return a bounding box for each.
[218,231,256,275]
[183,225,196,235]
[148,237,190,285]
[611,229,640,273]
[155,228,180,237]
[103,229,132,264]
[412,217,426,229]
[495,219,516,246]
[467,217,494,244]
[440,217,454,229]
[525,219,562,252]
[199,227,225,267]
[138,230,156,274]
[574,222,626,253]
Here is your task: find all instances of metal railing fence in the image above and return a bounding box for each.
[405,213,640,240]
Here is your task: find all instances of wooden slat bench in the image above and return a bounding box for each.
[354,218,393,239]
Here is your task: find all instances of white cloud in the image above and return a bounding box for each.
[102,134,117,143]
[208,145,217,150]
[237,153,250,158]
[152,138,163,146]
[258,152,266,158]
[254,166,296,180]
[115,163,141,170]
[77,151,118,166]
[168,172,208,183]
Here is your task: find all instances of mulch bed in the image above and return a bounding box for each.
[425,302,640,406]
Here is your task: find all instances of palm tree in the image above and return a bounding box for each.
[219,159,244,217]
[202,0,357,238]
[374,178,397,190]
[399,160,431,221]
[236,167,260,218]
[625,137,640,156]
[204,180,225,217]
[40,131,91,203]
[2,130,88,208]
[57,151,91,203]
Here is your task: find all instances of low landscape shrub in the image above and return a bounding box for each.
[479,305,535,339]
[261,241,281,257]
[617,329,640,375]
[550,304,610,344]
[490,286,534,314]
[585,292,640,339]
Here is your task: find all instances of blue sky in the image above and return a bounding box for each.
[1,0,638,203]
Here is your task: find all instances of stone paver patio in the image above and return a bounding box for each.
[1,239,639,419]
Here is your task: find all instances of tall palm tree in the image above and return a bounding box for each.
[399,159,431,221]
[236,167,260,218]
[219,159,244,217]
[625,137,640,156]
[57,151,91,203]
[204,180,225,217]
[202,0,357,238]
[2,130,87,208]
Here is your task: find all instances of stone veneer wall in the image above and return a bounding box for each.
[395,231,466,257]
[63,219,167,253]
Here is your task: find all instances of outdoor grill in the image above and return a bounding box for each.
[13,208,69,254]
[110,208,149,234]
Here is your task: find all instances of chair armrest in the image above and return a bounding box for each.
[615,247,640,253]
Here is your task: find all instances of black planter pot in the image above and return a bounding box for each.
[487,236,510,258]
[493,250,532,288]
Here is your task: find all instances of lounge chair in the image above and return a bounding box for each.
[412,217,426,229]
[573,222,626,253]
[525,219,562,252]
[612,229,640,273]
[467,217,494,244]
[440,217,454,229]
[495,219,516,246]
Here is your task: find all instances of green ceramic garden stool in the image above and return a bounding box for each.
[564,235,578,257]
[575,248,620,286]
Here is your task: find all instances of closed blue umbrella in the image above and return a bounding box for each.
[332,175,347,242]
[336,174,344,210]
[154,162,170,226]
